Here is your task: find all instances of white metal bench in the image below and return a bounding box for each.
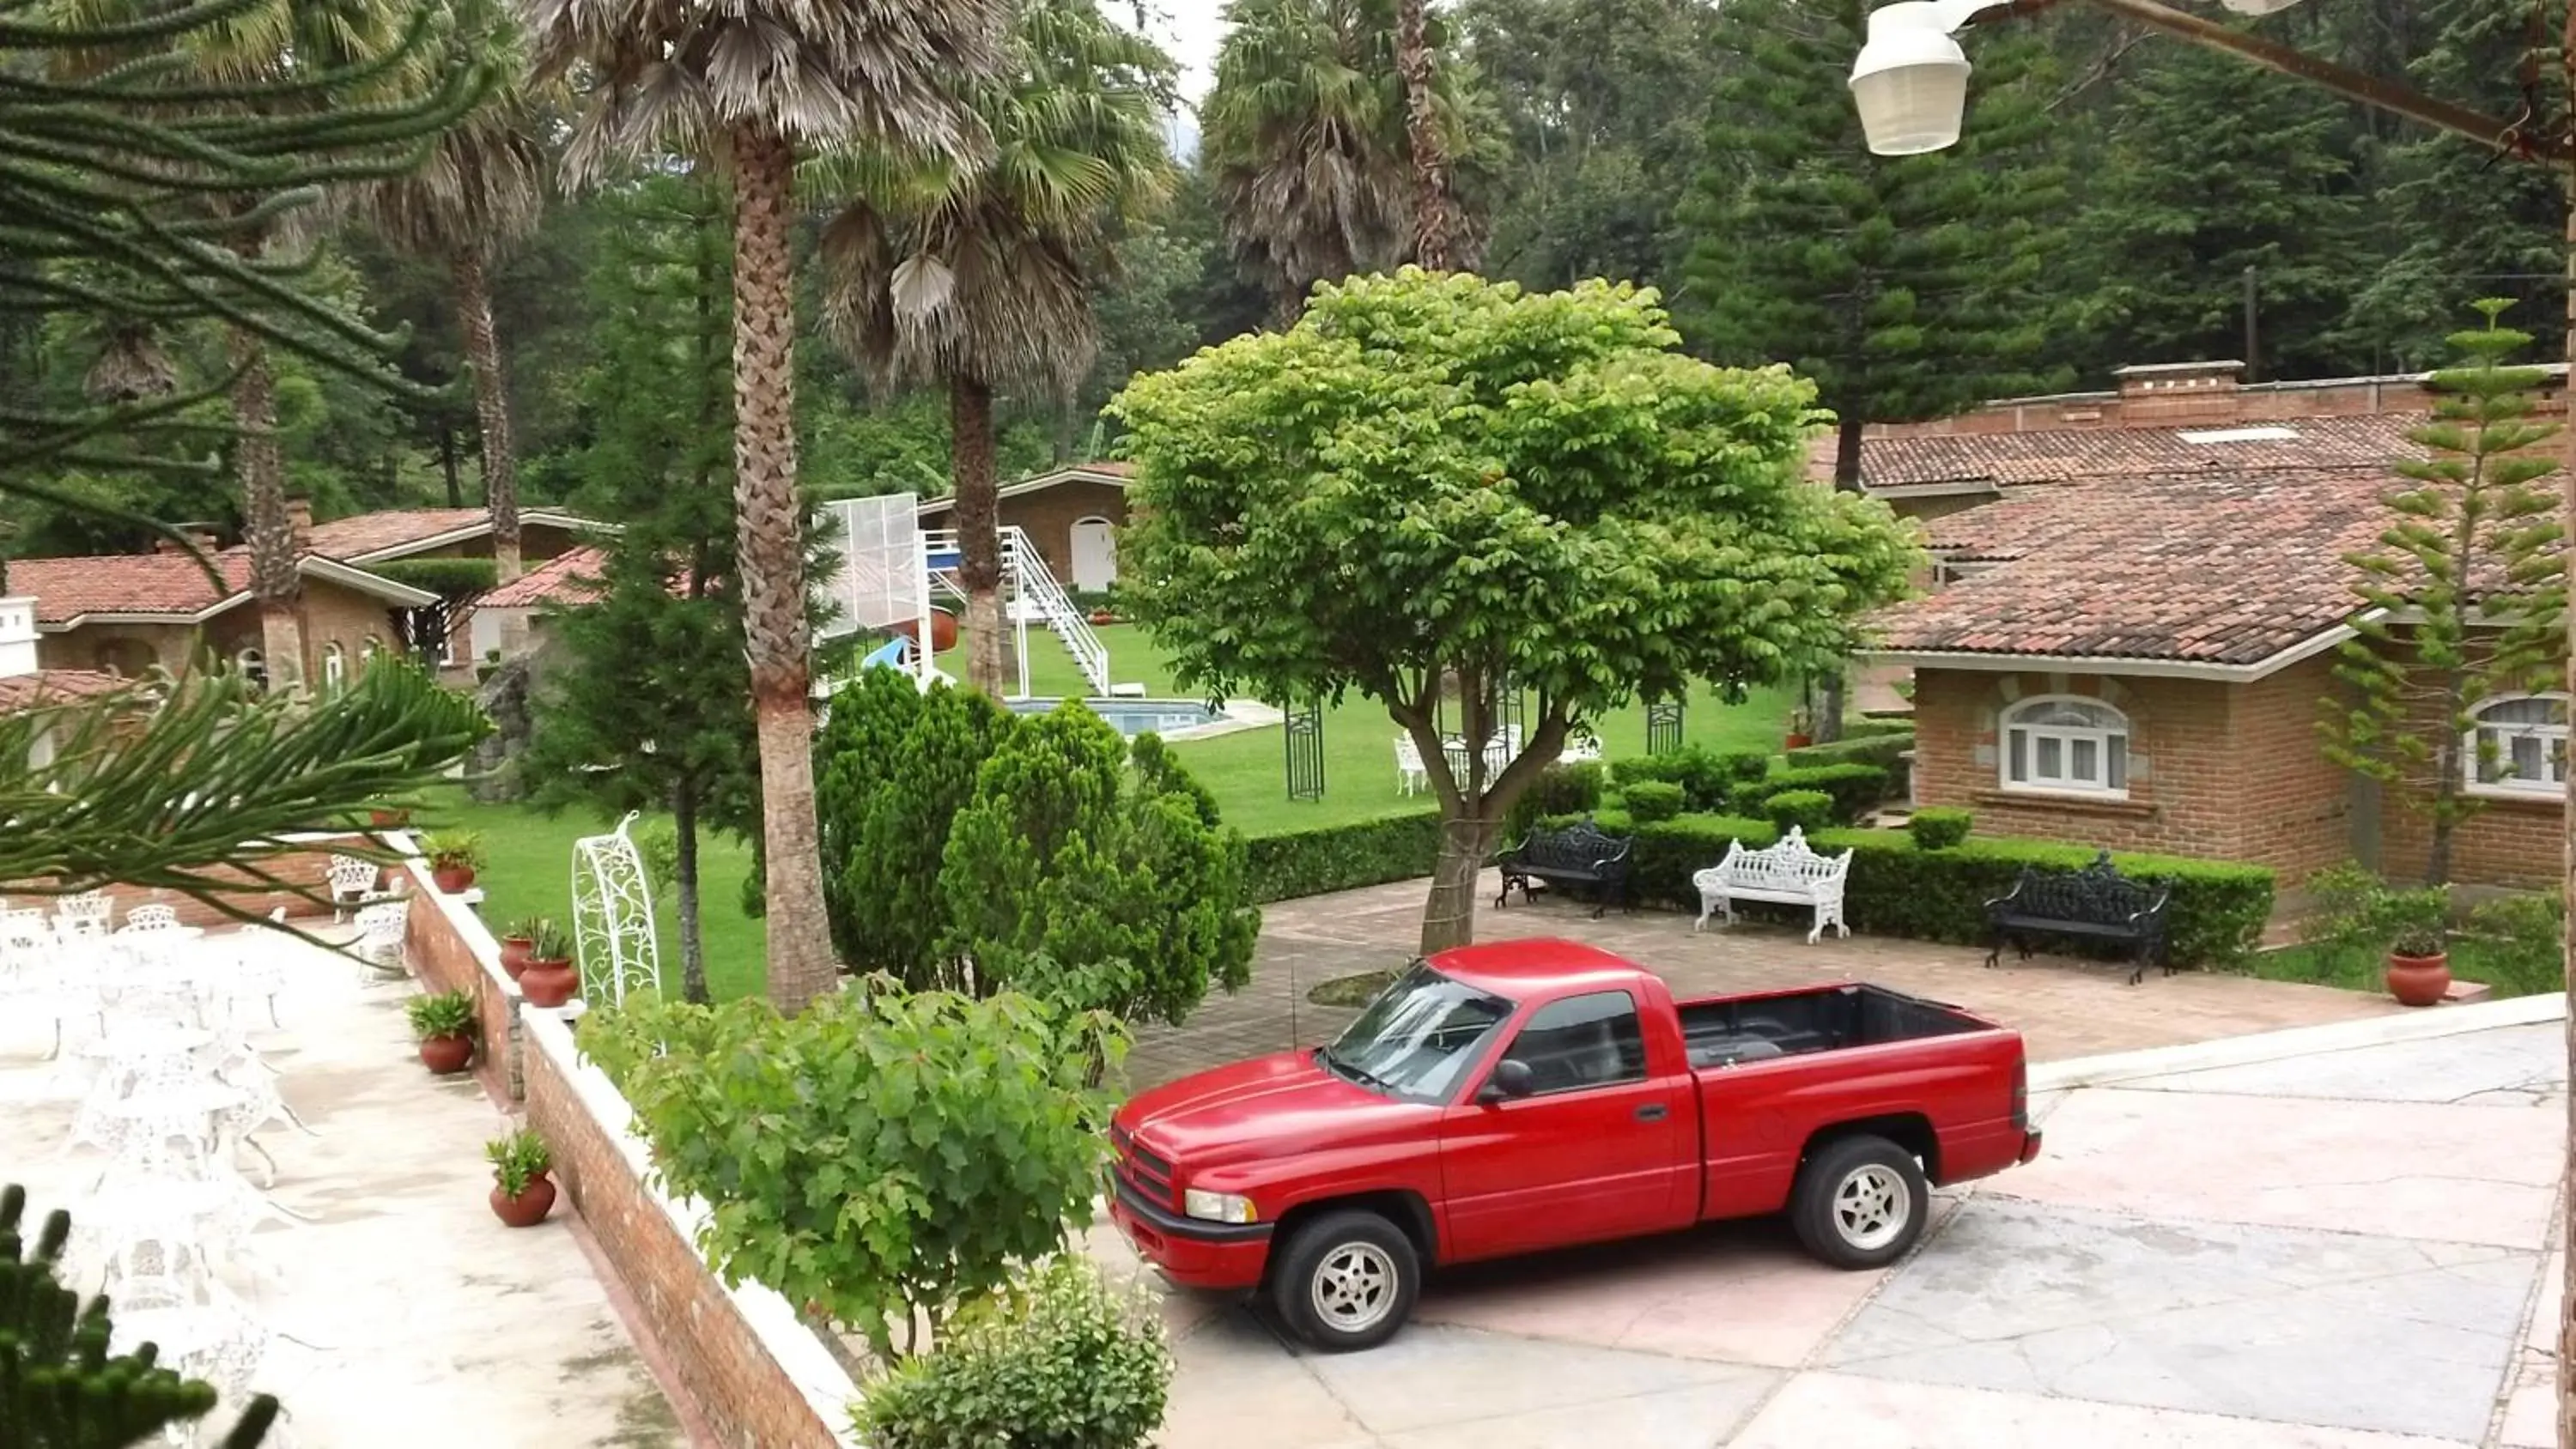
[1692,826,1854,944]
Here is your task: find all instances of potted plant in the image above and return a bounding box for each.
[497,916,542,979]
[405,990,477,1075]
[517,920,580,1009]
[1783,706,1814,751]
[486,1127,556,1227]
[2384,892,2451,1007]
[424,830,483,894]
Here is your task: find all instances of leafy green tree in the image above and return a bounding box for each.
[0,1186,280,1447]
[817,0,1176,698]
[940,707,1258,1025]
[815,672,1013,990]
[1680,0,2063,737]
[529,0,1012,1012]
[2322,303,2566,886]
[580,987,1125,1364]
[1111,270,1917,950]
[2066,42,2367,384]
[523,175,754,1003]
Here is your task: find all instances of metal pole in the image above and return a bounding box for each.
[2556,21,2576,1443]
[2242,265,2259,384]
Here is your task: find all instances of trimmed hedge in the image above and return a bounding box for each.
[1764,789,1832,834]
[1244,811,1443,903]
[1624,780,1685,822]
[1845,718,1916,739]
[1784,731,1912,772]
[1541,809,1777,909]
[1609,746,1747,813]
[1907,807,1972,850]
[1733,762,1888,824]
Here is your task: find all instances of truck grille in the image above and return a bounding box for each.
[1109,1124,1176,1206]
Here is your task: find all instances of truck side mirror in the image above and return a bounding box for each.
[1480,1058,1534,1103]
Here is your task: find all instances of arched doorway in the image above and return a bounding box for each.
[1070,516,1117,592]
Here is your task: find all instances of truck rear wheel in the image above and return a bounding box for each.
[1271,1210,1418,1352]
[1791,1135,1928,1270]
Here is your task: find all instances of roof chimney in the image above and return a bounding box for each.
[284,496,313,551]
[154,523,222,557]
[2111,361,2245,424]
[0,597,39,678]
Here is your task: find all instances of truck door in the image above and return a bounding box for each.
[1437,990,1694,1262]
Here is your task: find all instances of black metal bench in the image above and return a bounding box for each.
[1984,851,2172,985]
[1496,821,1634,918]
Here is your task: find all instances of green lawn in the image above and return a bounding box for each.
[416,622,1805,1002]
[2245,938,2558,999]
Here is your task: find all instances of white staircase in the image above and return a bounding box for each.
[922,526,1111,698]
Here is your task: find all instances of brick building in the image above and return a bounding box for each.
[1859,366,2562,888]
[912,462,1132,592]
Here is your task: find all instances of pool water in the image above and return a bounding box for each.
[1010,697,1221,737]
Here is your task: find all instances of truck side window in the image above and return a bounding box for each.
[1501,991,1647,1094]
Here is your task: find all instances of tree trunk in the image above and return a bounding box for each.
[437,420,463,507]
[1419,813,1492,954]
[453,250,521,583]
[1396,0,1453,272]
[2555,56,2575,1445]
[672,782,709,1005]
[951,376,1008,698]
[1807,404,1869,746]
[1815,671,1847,746]
[229,326,303,692]
[728,118,837,1014]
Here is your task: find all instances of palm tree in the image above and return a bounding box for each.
[1395,0,1454,270]
[816,0,1176,699]
[59,0,439,692]
[526,0,1009,1013]
[361,0,546,582]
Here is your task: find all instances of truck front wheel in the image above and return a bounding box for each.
[1271,1210,1419,1352]
[1791,1135,1929,1270]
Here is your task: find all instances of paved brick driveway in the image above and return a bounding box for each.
[1127,870,2398,1088]
[1096,1018,2565,1448]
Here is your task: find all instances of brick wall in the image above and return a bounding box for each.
[926,480,1129,591]
[1911,661,2346,874]
[400,867,860,1447]
[398,852,527,1101]
[1862,371,2563,437]
[37,622,196,676]
[2367,655,2565,888]
[10,835,375,928]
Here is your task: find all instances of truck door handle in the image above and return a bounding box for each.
[1634,1104,1668,1122]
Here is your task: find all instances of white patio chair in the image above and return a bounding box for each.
[1394,736,1427,796]
[2,907,100,1060]
[1561,731,1602,764]
[350,901,408,985]
[119,903,181,933]
[216,913,289,1029]
[55,890,112,936]
[325,854,380,922]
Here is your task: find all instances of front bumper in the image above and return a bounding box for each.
[1109,1179,1272,1291]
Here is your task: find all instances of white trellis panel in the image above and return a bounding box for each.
[571,811,659,1007]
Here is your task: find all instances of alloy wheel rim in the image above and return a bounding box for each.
[1310,1241,1398,1333]
[1833,1163,1911,1251]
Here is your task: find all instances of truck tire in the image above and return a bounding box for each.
[1790,1134,1929,1270]
[1270,1210,1419,1352]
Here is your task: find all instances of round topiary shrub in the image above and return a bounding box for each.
[1622,780,1686,823]
[1907,807,1972,851]
[857,1258,1171,1449]
[1763,788,1833,835]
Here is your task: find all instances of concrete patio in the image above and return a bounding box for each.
[1129,868,2403,1087]
[0,922,682,1447]
[1096,1009,2567,1449]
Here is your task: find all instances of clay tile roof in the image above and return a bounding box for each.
[9,555,252,625]
[1854,413,2425,489]
[301,508,490,560]
[1874,468,2403,665]
[478,546,607,609]
[0,669,129,713]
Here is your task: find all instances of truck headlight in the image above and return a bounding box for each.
[1183,1189,1257,1225]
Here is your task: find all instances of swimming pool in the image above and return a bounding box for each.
[1010,697,1222,737]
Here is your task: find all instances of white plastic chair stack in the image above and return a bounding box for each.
[350,900,409,984]
[120,903,181,933]
[55,890,112,938]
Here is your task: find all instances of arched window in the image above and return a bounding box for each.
[2465,694,2567,797]
[321,642,345,691]
[234,647,266,690]
[2002,695,2129,796]
[361,635,383,672]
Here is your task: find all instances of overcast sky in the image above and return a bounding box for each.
[1142,3,1224,102]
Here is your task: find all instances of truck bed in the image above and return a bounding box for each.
[1678,983,1987,1069]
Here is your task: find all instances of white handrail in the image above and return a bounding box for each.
[921,527,1110,696]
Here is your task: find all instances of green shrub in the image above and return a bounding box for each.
[1243,812,1444,902]
[1813,828,2275,967]
[1540,810,1775,907]
[1716,751,1772,785]
[2464,890,2566,995]
[1733,762,1889,823]
[1623,780,1686,822]
[857,1258,1171,1449]
[1608,752,1694,789]
[1845,718,1916,738]
[1504,760,1607,841]
[1907,807,1972,851]
[1763,789,1833,834]
[1784,731,1914,800]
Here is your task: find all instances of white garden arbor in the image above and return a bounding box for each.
[570,812,659,1007]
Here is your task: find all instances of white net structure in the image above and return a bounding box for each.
[571,812,660,1008]
[818,494,926,640]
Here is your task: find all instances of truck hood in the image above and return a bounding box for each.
[1117,1049,1410,1169]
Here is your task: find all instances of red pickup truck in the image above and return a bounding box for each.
[1109,938,2041,1350]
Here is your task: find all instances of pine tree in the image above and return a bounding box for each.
[522,175,756,1003]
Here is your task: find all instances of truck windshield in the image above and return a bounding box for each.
[1320,961,1514,1102]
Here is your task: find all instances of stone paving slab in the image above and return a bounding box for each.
[1826,1198,2536,1442]
[1300,1321,1778,1444]
[1733,1373,2476,1449]
[2121,1023,2564,1107]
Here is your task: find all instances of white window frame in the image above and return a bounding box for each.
[321,642,345,691]
[2000,694,2131,799]
[2463,692,2569,800]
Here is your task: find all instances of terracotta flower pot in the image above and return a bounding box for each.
[519,959,580,1009]
[418,1033,474,1075]
[891,609,961,653]
[489,1173,556,1228]
[432,864,477,894]
[369,809,410,828]
[498,937,535,979]
[2385,951,2451,1008]
[1088,608,1116,626]
[1783,732,1813,750]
